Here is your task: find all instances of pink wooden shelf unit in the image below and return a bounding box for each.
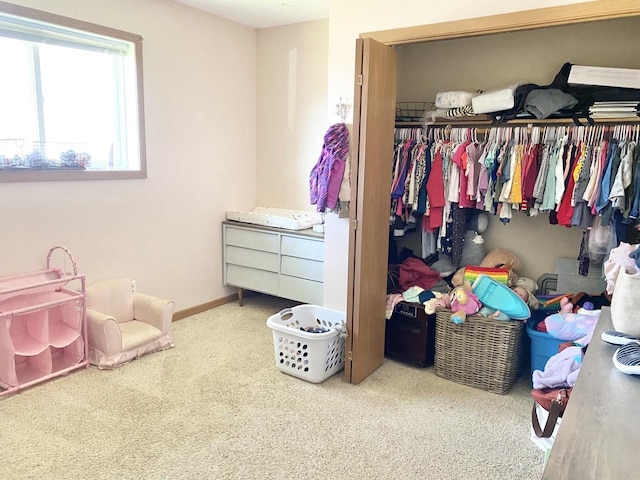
[0,246,88,396]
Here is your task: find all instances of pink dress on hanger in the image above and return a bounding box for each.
[425,149,446,230]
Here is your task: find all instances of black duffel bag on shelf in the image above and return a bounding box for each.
[493,62,640,124]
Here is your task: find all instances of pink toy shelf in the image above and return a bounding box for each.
[0,246,88,396]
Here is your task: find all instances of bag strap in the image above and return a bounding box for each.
[532,401,563,438]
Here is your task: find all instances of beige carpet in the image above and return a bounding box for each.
[0,294,545,480]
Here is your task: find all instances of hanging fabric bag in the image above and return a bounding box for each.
[531,387,572,438]
[610,268,640,337]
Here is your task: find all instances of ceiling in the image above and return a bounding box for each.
[174,0,330,29]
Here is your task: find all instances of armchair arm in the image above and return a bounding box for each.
[133,293,175,335]
[86,308,122,357]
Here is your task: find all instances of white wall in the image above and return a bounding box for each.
[1,0,256,310]
[323,0,596,311]
[256,19,329,211]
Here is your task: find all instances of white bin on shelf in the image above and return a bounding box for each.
[266,305,347,383]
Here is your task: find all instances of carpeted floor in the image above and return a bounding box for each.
[0,294,545,480]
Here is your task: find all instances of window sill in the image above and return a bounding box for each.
[0,169,147,182]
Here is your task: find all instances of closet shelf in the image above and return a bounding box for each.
[49,323,81,348]
[396,116,640,128]
[12,333,49,356]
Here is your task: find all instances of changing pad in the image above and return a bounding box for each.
[226,207,324,231]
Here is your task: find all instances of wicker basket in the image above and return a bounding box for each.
[434,309,525,394]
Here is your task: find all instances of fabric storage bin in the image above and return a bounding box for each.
[610,269,640,337]
[434,309,525,394]
[266,305,347,383]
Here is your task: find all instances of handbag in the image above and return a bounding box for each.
[531,387,572,438]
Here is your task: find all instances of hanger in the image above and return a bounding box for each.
[503,127,511,145]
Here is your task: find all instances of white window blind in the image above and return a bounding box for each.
[0,13,131,54]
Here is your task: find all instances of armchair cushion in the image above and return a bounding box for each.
[120,321,161,352]
[85,278,175,369]
[86,278,135,324]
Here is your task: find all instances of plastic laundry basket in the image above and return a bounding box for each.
[266,305,347,383]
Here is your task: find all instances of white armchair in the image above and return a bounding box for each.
[85,278,175,369]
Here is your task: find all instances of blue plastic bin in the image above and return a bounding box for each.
[526,311,564,376]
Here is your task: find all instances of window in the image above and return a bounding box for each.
[0,1,146,181]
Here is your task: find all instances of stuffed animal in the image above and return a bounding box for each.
[449,281,481,324]
[424,293,451,315]
[513,277,540,310]
[452,248,521,287]
[560,296,574,314]
[478,306,509,321]
[515,276,538,294]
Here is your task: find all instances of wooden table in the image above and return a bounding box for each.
[542,307,640,479]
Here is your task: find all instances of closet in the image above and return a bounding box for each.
[345,0,640,385]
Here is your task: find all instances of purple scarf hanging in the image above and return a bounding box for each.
[310,123,350,212]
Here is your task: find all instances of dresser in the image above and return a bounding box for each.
[541,307,640,479]
[223,221,324,305]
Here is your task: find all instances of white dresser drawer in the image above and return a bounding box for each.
[226,264,278,295]
[279,275,323,305]
[281,256,323,282]
[281,235,324,261]
[223,222,324,305]
[226,246,279,272]
[226,226,279,253]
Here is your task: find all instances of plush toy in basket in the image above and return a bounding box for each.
[452,248,540,311]
[452,248,521,287]
[445,275,531,324]
[449,281,481,324]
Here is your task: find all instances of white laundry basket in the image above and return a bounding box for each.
[266,305,347,383]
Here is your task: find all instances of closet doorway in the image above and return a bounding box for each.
[345,0,640,384]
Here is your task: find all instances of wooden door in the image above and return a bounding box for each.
[345,38,397,384]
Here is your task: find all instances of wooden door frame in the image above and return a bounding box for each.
[360,0,640,45]
[346,0,640,383]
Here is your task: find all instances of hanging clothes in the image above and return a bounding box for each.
[390,123,640,270]
[309,123,350,213]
